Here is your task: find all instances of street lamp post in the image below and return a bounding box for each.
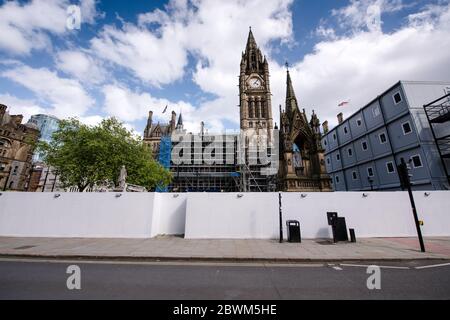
[397,158,425,252]
[278,192,283,243]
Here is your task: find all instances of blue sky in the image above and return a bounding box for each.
[1,0,450,135]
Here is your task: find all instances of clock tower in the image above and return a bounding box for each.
[239,28,273,132]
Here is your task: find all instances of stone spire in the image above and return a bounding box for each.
[144,110,153,137]
[285,70,298,115]
[176,112,183,129]
[246,27,257,51]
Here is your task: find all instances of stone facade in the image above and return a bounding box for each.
[238,29,277,191]
[239,28,274,133]
[0,104,40,191]
[278,71,332,191]
[143,110,181,158]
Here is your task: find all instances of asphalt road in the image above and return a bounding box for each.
[0,258,449,299]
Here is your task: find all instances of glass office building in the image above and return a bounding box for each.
[28,114,60,162]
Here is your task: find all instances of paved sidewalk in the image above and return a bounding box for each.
[0,236,449,262]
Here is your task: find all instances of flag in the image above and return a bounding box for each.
[338,101,349,107]
[162,105,168,113]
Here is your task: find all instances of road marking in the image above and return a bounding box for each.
[415,262,450,269]
[328,263,343,270]
[340,263,409,270]
[264,263,324,268]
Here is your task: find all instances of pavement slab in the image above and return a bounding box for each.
[0,236,449,261]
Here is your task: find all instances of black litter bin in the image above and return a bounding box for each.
[286,220,301,243]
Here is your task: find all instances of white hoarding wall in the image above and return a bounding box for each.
[0,192,156,238]
[184,193,279,239]
[184,191,450,239]
[0,191,449,239]
[151,193,187,237]
[281,192,416,239]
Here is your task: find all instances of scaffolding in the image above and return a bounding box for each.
[424,92,450,185]
[155,131,278,192]
[168,133,241,192]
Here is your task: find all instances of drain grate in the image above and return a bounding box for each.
[13,245,36,250]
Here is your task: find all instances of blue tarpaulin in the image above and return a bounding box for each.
[156,136,172,192]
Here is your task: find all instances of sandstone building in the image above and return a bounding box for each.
[0,104,40,191]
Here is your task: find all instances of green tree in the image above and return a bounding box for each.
[37,117,171,191]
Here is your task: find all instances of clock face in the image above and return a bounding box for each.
[249,77,261,88]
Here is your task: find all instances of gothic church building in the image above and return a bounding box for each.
[239,29,331,192]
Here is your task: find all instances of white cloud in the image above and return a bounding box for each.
[182,0,293,96]
[80,0,103,24]
[102,84,197,129]
[91,0,293,130]
[331,0,405,33]
[0,0,67,54]
[90,23,189,87]
[2,0,450,137]
[3,65,95,118]
[55,50,106,84]
[79,114,104,126]
[0,93,46,122]
[285,0,450,129]
[0,0,102,55]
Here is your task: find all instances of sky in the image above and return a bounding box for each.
[1,0,450,136]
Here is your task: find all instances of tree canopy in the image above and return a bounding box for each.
[37,117,171,191]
